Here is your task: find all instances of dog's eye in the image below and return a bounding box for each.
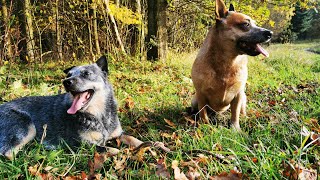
[238,22,250,30]
[243,22,250,27]
[81,71,91,77]
[66,73,72,78]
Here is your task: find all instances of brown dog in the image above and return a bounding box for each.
[191,0,272,130]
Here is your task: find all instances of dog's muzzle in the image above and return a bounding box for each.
[237,28,273,57]
[63,78,95,114]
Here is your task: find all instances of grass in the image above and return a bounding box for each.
[0,41,319,179]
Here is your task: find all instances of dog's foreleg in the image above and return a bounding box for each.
[119,134,143,148]
[240,93,247,116]
[230,92,244,130]
[191,94,198,113]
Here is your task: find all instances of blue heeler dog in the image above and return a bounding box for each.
[0,56,144,159]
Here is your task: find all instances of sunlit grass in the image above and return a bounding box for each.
[0,42,319,179]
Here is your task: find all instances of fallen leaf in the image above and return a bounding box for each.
[116,138,121,147]
[114,155,127,172]
[64,176,78,180]
[156,158,171,179]
[161,132,172,139]
[93,151,108,171]
[184,116,195,125]
[196,154,208,165]
[164,118,177,128]
[211,169,243,180]
[251,157,258,163]
[268,100,276,106]
[172,160,188,180]
[28,164,39,176]
[283,161,317,180]
[186,167,201,180]
[132,146,150,162]
[301,126,320,147]
[124,96,134,109]
[81,171,88,180]
[310,133,320,146]
[180,160,197,168]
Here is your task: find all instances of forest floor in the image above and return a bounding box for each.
[0,41,319,179]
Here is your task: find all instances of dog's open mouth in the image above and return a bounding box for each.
[237,41,269,57]
[67,89,94,114]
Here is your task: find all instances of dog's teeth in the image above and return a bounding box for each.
[86,93,91,99]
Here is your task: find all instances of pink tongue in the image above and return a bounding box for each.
[256,44,269,57]
[67,91,89,114]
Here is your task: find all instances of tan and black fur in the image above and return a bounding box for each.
[191,0,272,129]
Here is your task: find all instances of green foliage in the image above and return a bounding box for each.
[108,3,142,25]
[290,2,315,40]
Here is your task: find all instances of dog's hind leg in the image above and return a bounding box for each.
[196,94,210,124]
[3,124,36,160]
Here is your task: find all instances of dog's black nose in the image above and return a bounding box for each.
[63,79,73,87]
[264,30,273,39]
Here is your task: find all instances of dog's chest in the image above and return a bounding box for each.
[77,115,109,145]
[205,63,248,106]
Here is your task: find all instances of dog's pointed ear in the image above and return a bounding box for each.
[229,4,235,11]
[96,55,109,75]
[215,0,228,20]
[63,66,75,74]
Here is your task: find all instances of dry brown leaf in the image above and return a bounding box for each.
[161,132,172,138]
[156,158,171,179]
[172,160,188,180]
[28,164,39,176]
[93,151,108,171]
[164,118,177,128]
[132,146,150,162]
[310,133,320,146]
[124,96,134,109]
[40,173,54,180]
[184,116,195,125]
[186,167,201,180]
[180,160,197,168]
[211,169,243,180]
[116,138,121,147]
[251,157,258,163]
[81,171,88,180]
[194,130,203,139]
[283,162,317,180]
[63,176,78,180]
[196,154,208,165]
[114,155,127,172]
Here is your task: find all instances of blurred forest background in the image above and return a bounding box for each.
[0,0,319,64]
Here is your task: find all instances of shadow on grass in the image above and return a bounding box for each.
[119,105,233,138]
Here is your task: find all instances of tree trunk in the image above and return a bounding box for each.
[56,0,63,60]
[24,0,36,62]
[146,0,168,61]
[1,0,14,61]
[129,0,144,56]
[92,1,101,55]
[87,0,94,60]
[136,0,144,57]
[103,0,125,53]
[157,0,168,61]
